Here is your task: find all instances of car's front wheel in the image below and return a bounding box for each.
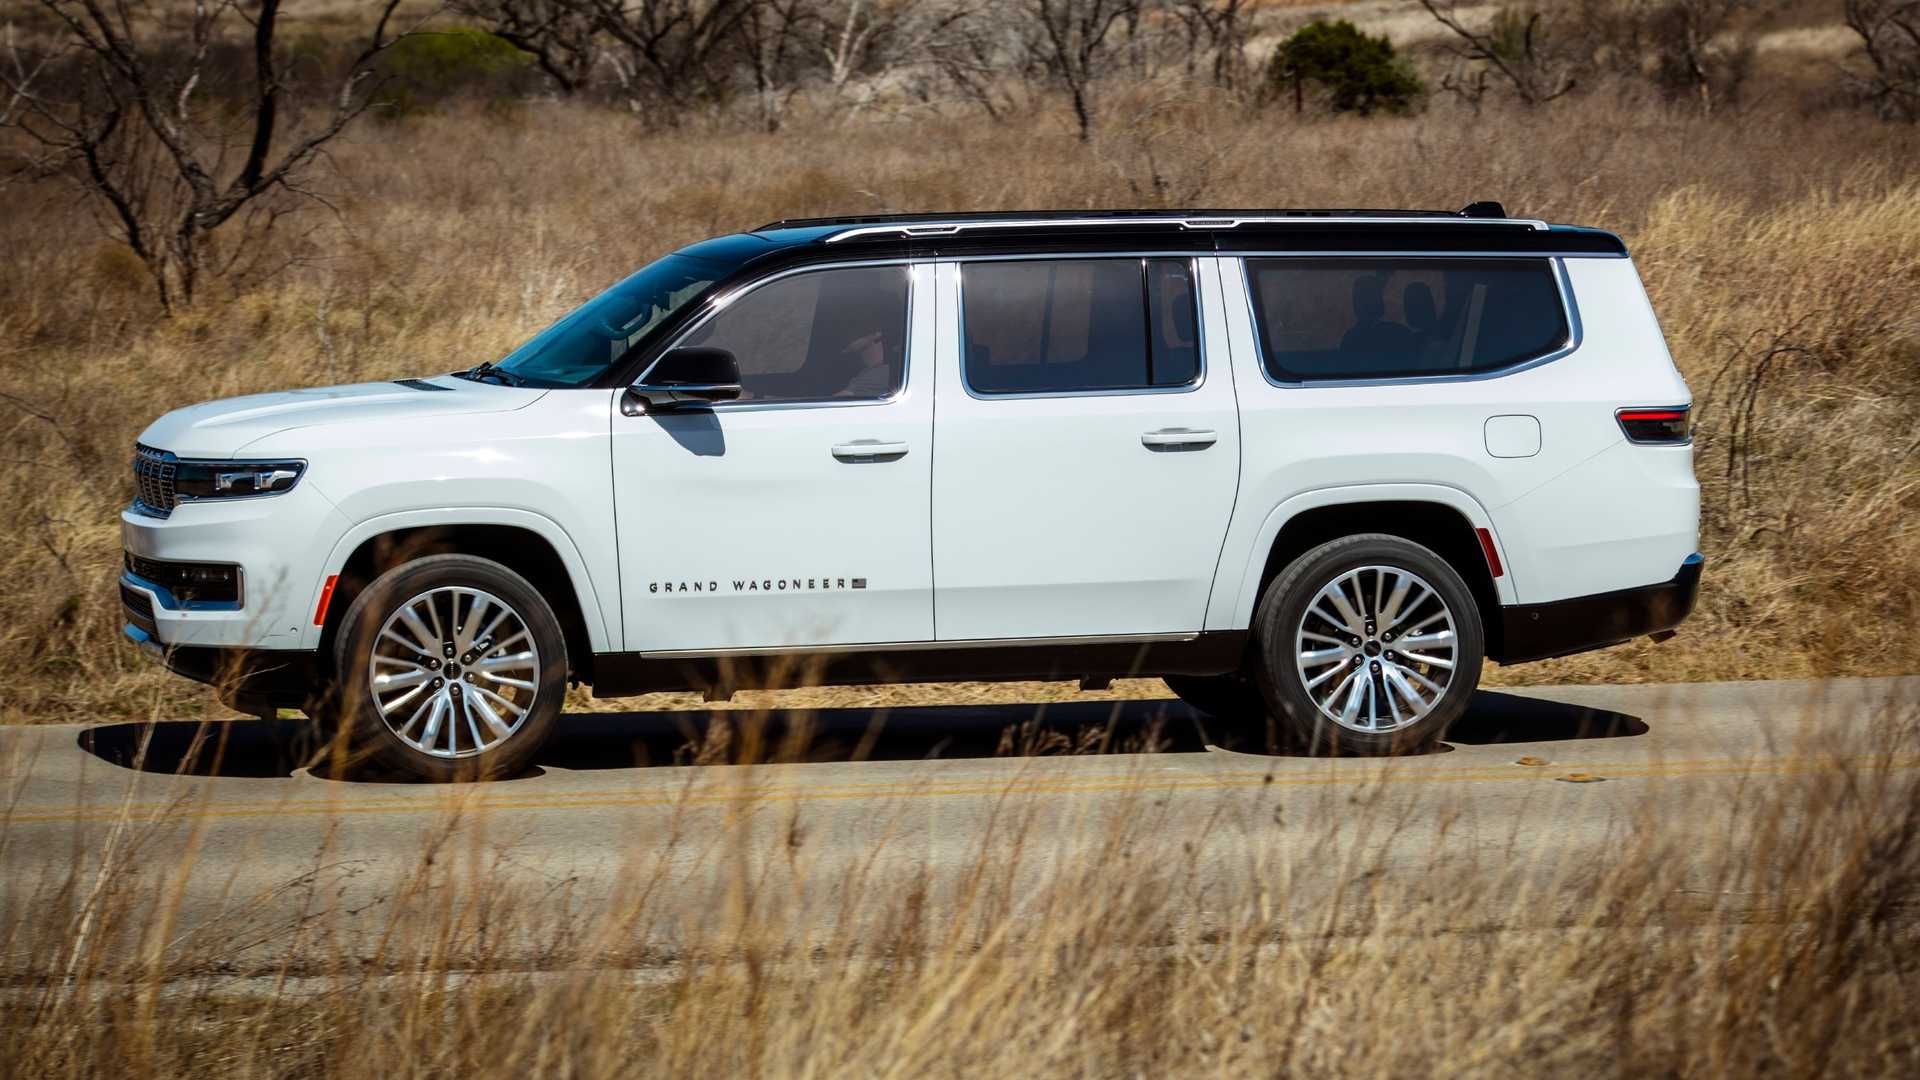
[1251,534,1484,755]
[330,555,566,781]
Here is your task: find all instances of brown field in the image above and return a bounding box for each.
[3,7,1920,1073]
[2,79,1917,725]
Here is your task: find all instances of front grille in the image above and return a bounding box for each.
[133,444,177,517]
[120,582,157,634]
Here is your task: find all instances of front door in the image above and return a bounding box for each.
[613,262,934,652]
[931,256,1241,641]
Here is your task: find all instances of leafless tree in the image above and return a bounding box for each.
[1845,0,1920,121]
[1418,0,1576,106]
[924,7,1036,123]
[579,0,756,114]
[453,0,603,94]
[1026,0,1142,141]
[1652,0,1753,113]
[737,0,815,129]
[1166,0,1250,92]
[0,0,432,312]
[1571,0,1753,113]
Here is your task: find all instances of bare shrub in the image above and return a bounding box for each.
[1165,0,1253,92]
[1573,0,1757,113]
[453,0,604,95]
[0,0,432,312]
[1420,1,1579,106]
[1025,0,1143,141]
[1845,0,1920,121]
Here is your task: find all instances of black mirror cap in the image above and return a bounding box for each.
[648,347,740,386]
[625,347,743,414]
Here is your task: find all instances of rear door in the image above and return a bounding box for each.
[930,256,1241,641]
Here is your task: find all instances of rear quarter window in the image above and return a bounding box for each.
[1245,257,1569,382]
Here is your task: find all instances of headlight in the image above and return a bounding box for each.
[173,460,306,499]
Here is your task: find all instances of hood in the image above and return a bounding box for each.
[136,376,549,458]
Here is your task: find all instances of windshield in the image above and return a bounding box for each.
[489,253,728,387]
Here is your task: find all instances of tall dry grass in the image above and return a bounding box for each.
[4,690,1920,1076]
[0,89,1917,724]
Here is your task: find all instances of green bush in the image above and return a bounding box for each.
[373,28,532,117]
[1269,20,1424,116]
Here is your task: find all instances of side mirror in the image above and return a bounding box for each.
[623,347,742,414]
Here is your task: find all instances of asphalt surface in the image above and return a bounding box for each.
[3,677,1916,972]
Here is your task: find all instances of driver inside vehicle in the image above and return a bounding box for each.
[837,327,892,397]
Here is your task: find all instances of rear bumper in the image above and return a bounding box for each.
[1494,553,1703,664]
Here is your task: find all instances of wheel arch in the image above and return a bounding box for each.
[1221,486,1513,660]
[309,511,612,680]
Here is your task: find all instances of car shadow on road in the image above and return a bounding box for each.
[77,689,1645,780]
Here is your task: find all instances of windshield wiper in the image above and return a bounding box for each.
[457,361,528,387]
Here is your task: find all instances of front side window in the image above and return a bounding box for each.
[1245,258,1569,382]
[962,258,1200,395]
[676,265,910,403]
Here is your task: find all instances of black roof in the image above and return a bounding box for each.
[755,202,1516,231]
[733,204,1626,260]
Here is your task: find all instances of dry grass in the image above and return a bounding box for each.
[4,13,1919,1074]
[4,689,1920,1076]
[2,85,1916,724]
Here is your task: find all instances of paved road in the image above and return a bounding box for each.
[3,677,1915,973]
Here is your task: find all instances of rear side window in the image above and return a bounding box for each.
[962,258,1200,394]
[1245,258,1568,382]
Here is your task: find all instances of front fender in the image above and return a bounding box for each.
[302,507,615,653]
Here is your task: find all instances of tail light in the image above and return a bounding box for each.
[1616,406,1691,445]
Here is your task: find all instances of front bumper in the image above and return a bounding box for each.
[119,480,348,650]
[1494,553,1704,664]
[122,620,319,712]
[121,567,322,713]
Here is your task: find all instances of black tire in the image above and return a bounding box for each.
[328,554,567,781]
[1163,674,1265,721]
[1251,534,1484,755]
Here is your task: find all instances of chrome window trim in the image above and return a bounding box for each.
[955,255,1208,402]
[1222,249,1624,260]
[1237,255,1584,391]
[640,631,1198,659]
[825,215,1551,243]
[636,258,919,413]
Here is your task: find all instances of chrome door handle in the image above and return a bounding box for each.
[1141,428,1218,450]
[832,439,910,462]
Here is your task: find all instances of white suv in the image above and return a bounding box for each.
[120,205,1701,780]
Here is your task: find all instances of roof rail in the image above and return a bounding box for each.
[806,208,1545,244]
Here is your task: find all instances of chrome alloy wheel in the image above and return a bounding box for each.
[367,587,540,759]
[1294,565,1458,734]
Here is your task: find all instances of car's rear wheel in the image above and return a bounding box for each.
[330,555,566,781]
[1251,534,1483,755]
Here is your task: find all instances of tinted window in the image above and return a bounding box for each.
[495,252,726,387]
[1245,258,1568,381]
[677,265,909,403]
[962,258,1200,394]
